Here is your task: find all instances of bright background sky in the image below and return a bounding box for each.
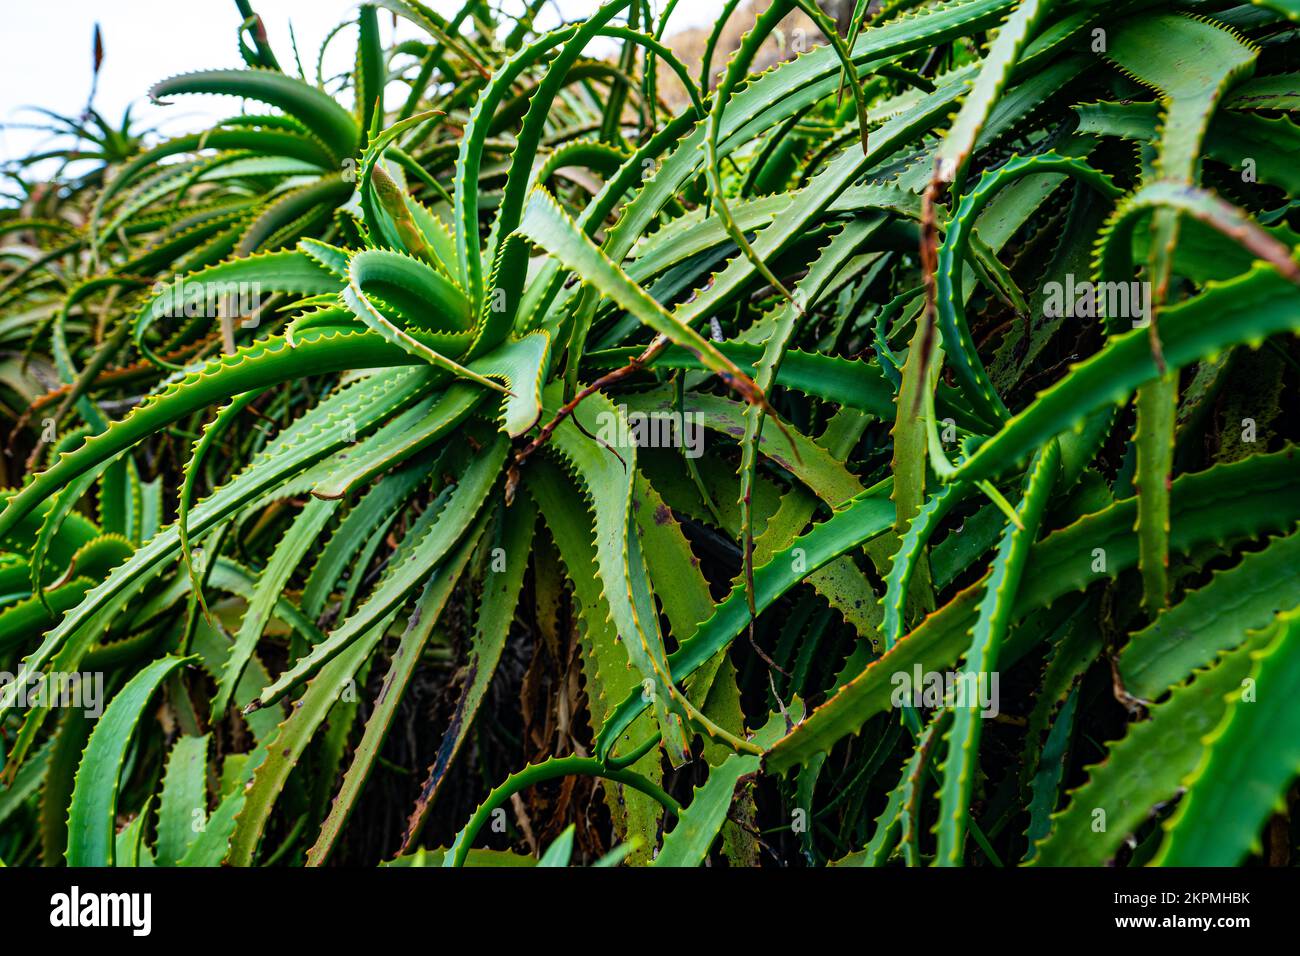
[0,1,724,169]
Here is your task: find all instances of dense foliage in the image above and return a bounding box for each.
[1,0,1299,868]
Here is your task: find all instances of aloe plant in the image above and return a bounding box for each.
[0,0,1298,868]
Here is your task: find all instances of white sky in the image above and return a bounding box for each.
[0,1,725,170]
